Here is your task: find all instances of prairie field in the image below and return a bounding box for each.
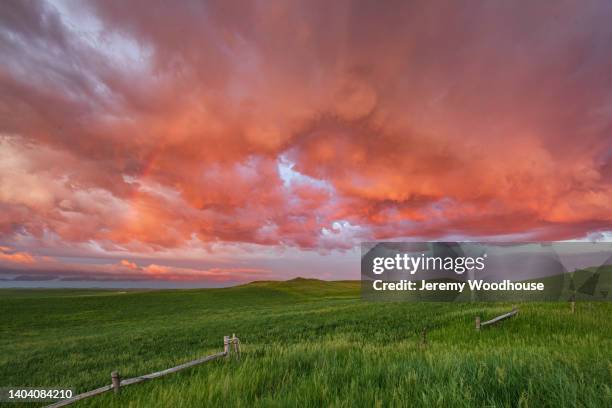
[0,279,610,407]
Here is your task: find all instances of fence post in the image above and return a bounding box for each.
[224,335,230,360]
[570,294,575,313]
[111,371,121,394]
[232,333,240,360]
[475,316,481,330]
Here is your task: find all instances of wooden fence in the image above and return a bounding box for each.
[45,334,241,408]
[475,308,518,330]
[475,300,579,330]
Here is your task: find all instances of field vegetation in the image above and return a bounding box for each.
[1,278,610,407]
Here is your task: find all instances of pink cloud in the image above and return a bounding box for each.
[119,259,138,270]
[0,247,35,264]
[0,250,273,283]
[0,1,611,283]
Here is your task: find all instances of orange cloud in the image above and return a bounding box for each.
[143,264,169,276]
[0,251,274,283]
[0,248,35,264]
[0,0,611,279]
[119,259,138,270]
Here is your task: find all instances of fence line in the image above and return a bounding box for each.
[45,335,240,408]
[476,308,518,330]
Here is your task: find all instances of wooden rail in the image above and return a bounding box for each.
[45,335,240,408]
[119,351,227,387]
[45,385,113,408]
[476,308,518,330]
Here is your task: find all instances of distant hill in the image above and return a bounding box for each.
[241,277,360,298]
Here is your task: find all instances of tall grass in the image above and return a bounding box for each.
[0,280,610,407]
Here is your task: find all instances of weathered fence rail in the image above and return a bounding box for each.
[45,334,241,408]
[476,308,518,330]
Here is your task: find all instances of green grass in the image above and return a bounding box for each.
[1,278,610,407]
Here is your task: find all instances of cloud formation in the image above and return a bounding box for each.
[0,246,35,264]
[0,247,271,282]
[1,0,612,282]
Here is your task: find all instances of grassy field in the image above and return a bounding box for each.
[1,278,610,407]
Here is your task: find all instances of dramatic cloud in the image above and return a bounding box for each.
[0,246,272,282]
[0,246,35,264]
[1,0,612,283]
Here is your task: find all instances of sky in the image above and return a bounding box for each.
[1,0,612,287]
